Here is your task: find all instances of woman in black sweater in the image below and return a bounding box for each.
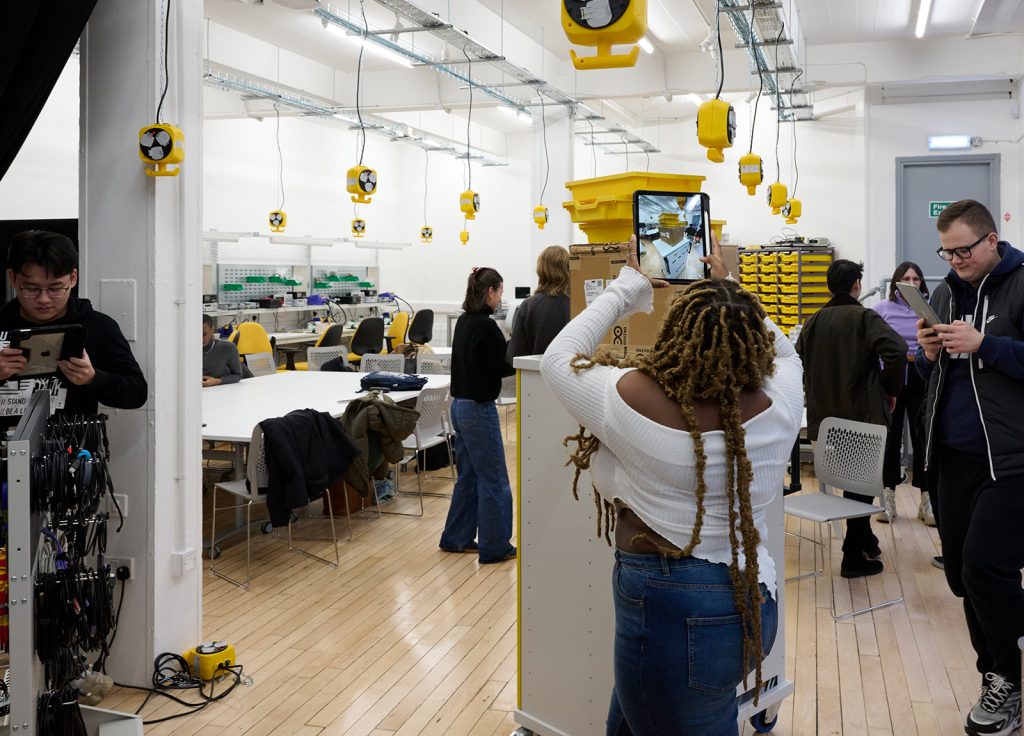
[440,267,517,563]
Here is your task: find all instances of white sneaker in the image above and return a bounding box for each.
[878,487,897,523]
[966,672,1021,736]
[918,492,936,527]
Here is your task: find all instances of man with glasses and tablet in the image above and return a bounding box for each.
[914,199,1024,736]
[0,230,147,420]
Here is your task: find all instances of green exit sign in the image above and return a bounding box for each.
[930,201,952,218]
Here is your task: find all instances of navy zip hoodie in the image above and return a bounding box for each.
[918,242,1024,455]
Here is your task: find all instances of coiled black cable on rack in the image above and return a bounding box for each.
[36,688,88,736]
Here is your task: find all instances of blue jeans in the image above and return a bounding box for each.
[606,551,778,736]
[439,399,514,562]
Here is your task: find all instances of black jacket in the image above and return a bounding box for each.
[506,292,570,364]
[795,293,907,441]
[259,409,360,527]
[451,308,514,402]
[918,241,1024,479]
[0,297,147,415]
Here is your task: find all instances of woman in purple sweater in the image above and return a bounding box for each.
[872,262,934,526]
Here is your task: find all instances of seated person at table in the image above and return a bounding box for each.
[202,314,242,386]
[0,230,147,417]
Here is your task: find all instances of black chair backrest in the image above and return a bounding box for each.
[350,317,385,357]
[318,323,346,348]
[407,309,434,345]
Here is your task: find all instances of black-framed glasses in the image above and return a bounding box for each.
[17,284,72,299]
[936,233,991,261]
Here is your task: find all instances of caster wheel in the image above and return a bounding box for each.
[261,521,273,534]
[750,710,778,733]
[208,545,221,560]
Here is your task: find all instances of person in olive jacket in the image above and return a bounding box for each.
[796,259,906,579]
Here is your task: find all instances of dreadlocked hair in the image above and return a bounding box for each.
[562,278,777,704]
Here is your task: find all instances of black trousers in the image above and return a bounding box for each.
[934,446,1024,680]
[841,492,878,558]
[883,368,929,493]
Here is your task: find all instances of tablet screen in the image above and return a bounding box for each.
[895,282,941,327]
[634,191,710,283]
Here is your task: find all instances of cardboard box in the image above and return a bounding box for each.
[568,242,688,359]
[721,243,739,278]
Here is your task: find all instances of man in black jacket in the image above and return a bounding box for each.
[916,200,1024,736]
[796,259,907,578]
[0,230,147,418]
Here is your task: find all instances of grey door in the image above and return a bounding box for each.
[895,154,1000,283]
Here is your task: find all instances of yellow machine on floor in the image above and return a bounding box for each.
[182,641,236,681]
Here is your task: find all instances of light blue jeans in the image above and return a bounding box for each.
[439,399,514,562]
[606,550,778,736]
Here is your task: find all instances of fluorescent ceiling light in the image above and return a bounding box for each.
[268,235,339,247]
[325,24,413,68]
[915,0,933,38]
[353,240,411,250]
[928,134,974,150]
[498,105,531,124]
[637,37,655,54]
[686,93,704,106]
[202,230,259,242]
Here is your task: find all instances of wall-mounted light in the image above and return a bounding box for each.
[927,135,979,150]
[325,22,413,68]
[353,240,411,250]
[202,230,259,243]
[637,37,655,54]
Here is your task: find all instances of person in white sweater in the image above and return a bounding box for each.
[540,236,803,736]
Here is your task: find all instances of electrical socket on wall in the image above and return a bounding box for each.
[171,548,198,577]
[109,493,128,519]
[106,556,134,580]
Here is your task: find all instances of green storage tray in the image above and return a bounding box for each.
[314,281,330,289]
[339,275,360,282]
[222,283,244,291]
[357,281,374,288]
[244,276,266,283]
[268,275,285,283]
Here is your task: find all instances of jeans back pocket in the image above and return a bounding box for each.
[687,614,745,694]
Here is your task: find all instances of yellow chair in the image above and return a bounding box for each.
[292,324,347,371]
[229,322,284,372]
[385,311,410,352]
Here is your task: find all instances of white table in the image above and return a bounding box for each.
[202,370,449,442]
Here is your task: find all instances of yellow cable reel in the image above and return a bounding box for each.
[420,226,433,243]
[460,190,480,220]
[766,182,788,215]
[351,218,366,238]
[562,0,647,70]
[268,210,287,233]
[782,198,802,225]
[533,205,549,230]
[696,99,736,163]
[139,124,184,177]
[346,165,377,204]
[738,153,763,196]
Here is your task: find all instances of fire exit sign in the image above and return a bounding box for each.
[929,201,952,218]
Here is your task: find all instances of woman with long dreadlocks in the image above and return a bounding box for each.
[539,235,803,735]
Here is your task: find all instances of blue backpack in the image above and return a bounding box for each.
[358,371,428,393]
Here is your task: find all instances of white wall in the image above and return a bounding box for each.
[865,94,1024,289]
[0,56,79,219]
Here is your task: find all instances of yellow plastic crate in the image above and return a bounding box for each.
[778,293,829,305]
[760,293,778,304]
[739,253,759,264]
[779,262,829,274]
[778,315,799,326]
[739,263,758,275]
[779,273,827,284]
[779,284,830,295]
[758,253,779,264]
[565,171,706,203]
[778,252,832,264]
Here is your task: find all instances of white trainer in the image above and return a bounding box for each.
[918,492,936,527]
[878,487,897,523]
[966,672,1022,736]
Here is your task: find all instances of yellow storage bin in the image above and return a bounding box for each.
[779,262,829,274]
[779,283,830,295]
[739,263,758,274]
[760,294,778,304]
[739,253,759,264]
[778,293,829,305]
[778,252,832,264]
[779,315,799,326]
[779,273,827,285]
[758,253,778,264]
[565,171,706,203]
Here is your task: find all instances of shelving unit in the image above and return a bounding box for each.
[6,392,143,735]
[739,245,834,334]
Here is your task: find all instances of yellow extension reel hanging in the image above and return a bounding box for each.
[766,182,788,215]
[351,218,366,238]
[562,0,647,70]
[738,153,763,196]
[696,99,736,163]
[420,226,433,243]
[268,210,287,233]
[533,205,549,230]
[782,198,802,225]
[138,124,184,177]
[460,190,480,220]
[346,165,377,204]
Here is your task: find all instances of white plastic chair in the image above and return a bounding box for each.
[497,374,516,439]
[784,417,904,619]
[307,346,349,371]
[386,386,454,515]
[417,354,451,374]
[208,424,350,589]
[360,353,406,373]
[244,352,277,377]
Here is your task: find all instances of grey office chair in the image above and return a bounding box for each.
[360,353,405,373]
